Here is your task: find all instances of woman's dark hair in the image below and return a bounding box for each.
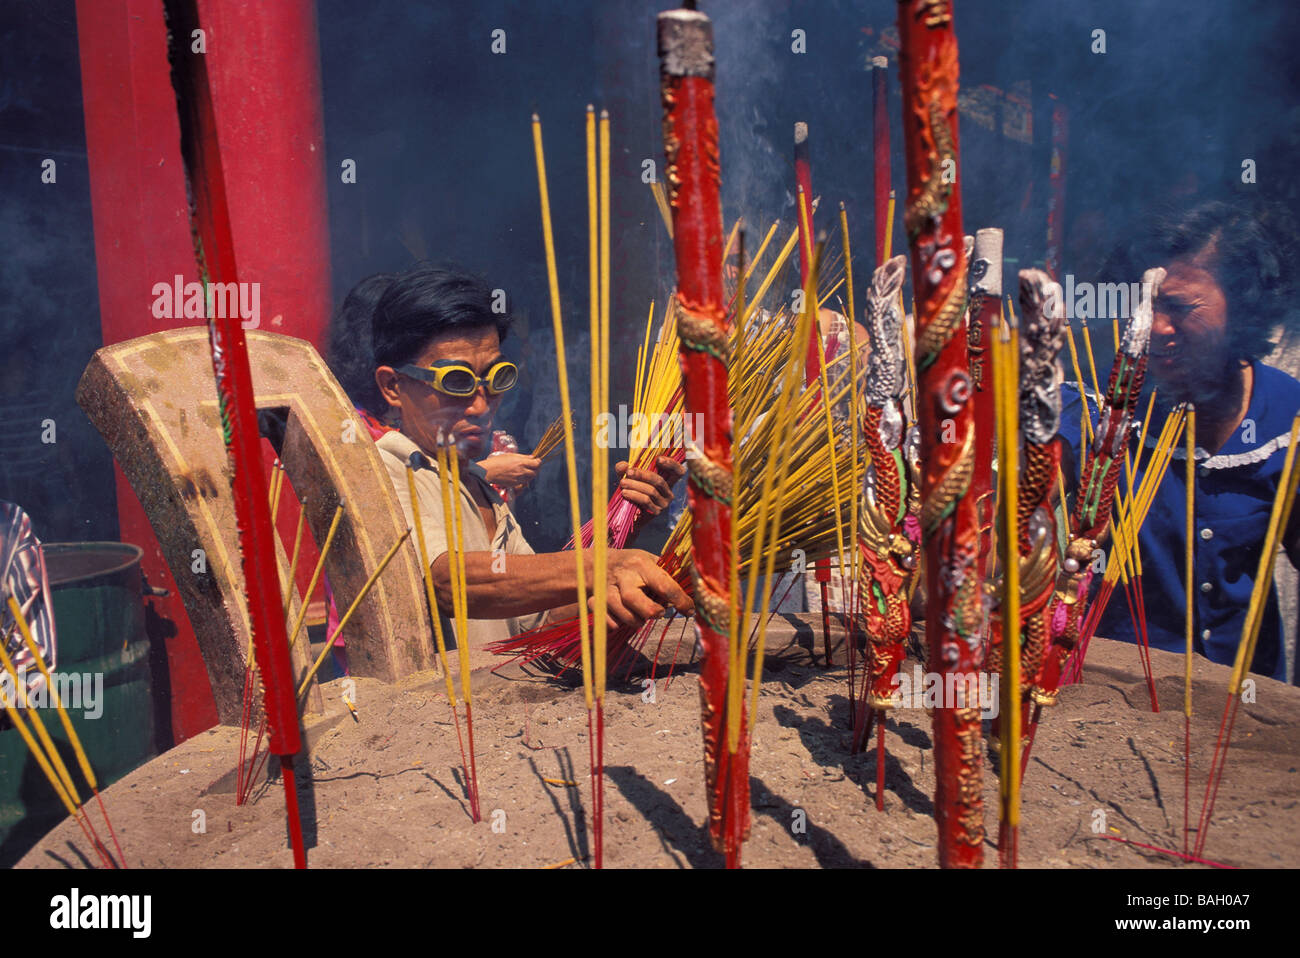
[326,272,396,415]
[1115,199,1298,363]
[371,263,511,371]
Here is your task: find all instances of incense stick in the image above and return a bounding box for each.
[296,528,411,701]
[0,632,116,867]
[994,301,1022,868]
[841,202,862,724]
[11,599,127,865]
[1194,412,1300,859]
[532,113,594,712]
[286,503,346,652]
[405,462,459,705]
[443,438,480,821]
[1183,404,1196,855]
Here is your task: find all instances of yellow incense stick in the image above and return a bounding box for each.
[635,301,654,418]
[840,203,862,643]
[995,303,1021,839]
[817,276,846,309]
[11,599,99,791]
[534,113,594,709]
[651,180,674,238]
[1062,320,1093,455]
[282,500,307,617]
[268,458,283,512]
[1103,408,1185,591]
[297,528,411,700]
[1229,413,1300,693]
[286,502,346,652]
[901,293,918,421]
[722,216,742,266]
[1079,320,1103,401]
[742,220,780,294]
[1131,389,1161,482]
[594,108,612,699]
[587,104,603,700]
[0,661,78,816]
[406,464,458,707]
[738,226,801,331]
[441,440,473,706]
[726,234,746,754]
[749,241,824,726]
[737,222,811,629]
[814,309,851,654]
[883,189,896,260]
[1184,405,1196,720]
[0,629,84,807]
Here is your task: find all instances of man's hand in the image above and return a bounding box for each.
[616,456,686,517]
[591,548,693,630]
[480,453,541,491]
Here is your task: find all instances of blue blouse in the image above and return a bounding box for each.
[1058,362,1300,683]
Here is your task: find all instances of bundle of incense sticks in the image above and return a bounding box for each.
[405,453,475,820]
[530,415,569,463]
[238,499,344,806]
[435,435,482,822]
[1067,402,1187,682]
[530,106,611,864]
[571,203,853,558]
[491,266,862,675]
[2,597,126,868]
[650,179,673,239]
[569,299,685,551]
[589,106,613,867]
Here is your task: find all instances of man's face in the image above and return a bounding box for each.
[1149,255,1230,401]
[379,325,504,461]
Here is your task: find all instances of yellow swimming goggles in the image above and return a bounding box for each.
[397,359,519,397]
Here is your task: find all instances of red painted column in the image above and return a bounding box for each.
[896,0,983,868]
[76,0,332,743]
[196,0,332,347]
[77,0,216,744]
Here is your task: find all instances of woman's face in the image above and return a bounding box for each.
[1149,253,1231,401]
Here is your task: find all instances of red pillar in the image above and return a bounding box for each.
[76,0,331,743]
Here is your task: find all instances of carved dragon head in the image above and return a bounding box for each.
[1017,269,1067,445]
[863,254,909,410]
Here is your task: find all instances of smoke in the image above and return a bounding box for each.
[6,0,1297,551]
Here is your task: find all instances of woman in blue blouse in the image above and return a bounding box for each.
[1058,201,1300,684]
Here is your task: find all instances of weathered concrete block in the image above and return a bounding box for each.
[76,329,431,725]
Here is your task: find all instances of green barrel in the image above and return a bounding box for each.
[0,543,156,866]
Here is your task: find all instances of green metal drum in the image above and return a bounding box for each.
[0,542,155,866]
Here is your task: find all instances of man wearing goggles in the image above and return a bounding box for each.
[395,358,520,398]
[371,265,690,651]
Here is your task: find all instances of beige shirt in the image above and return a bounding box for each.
[376,430,547,650]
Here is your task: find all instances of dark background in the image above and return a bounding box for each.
[3,0,1298,550]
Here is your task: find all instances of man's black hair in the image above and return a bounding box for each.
[1109,199,1299,363]
[371,263,511,371]
[326,272,396,415]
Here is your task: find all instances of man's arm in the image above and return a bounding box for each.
[429,547,692,628]
[479,453,541,491]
